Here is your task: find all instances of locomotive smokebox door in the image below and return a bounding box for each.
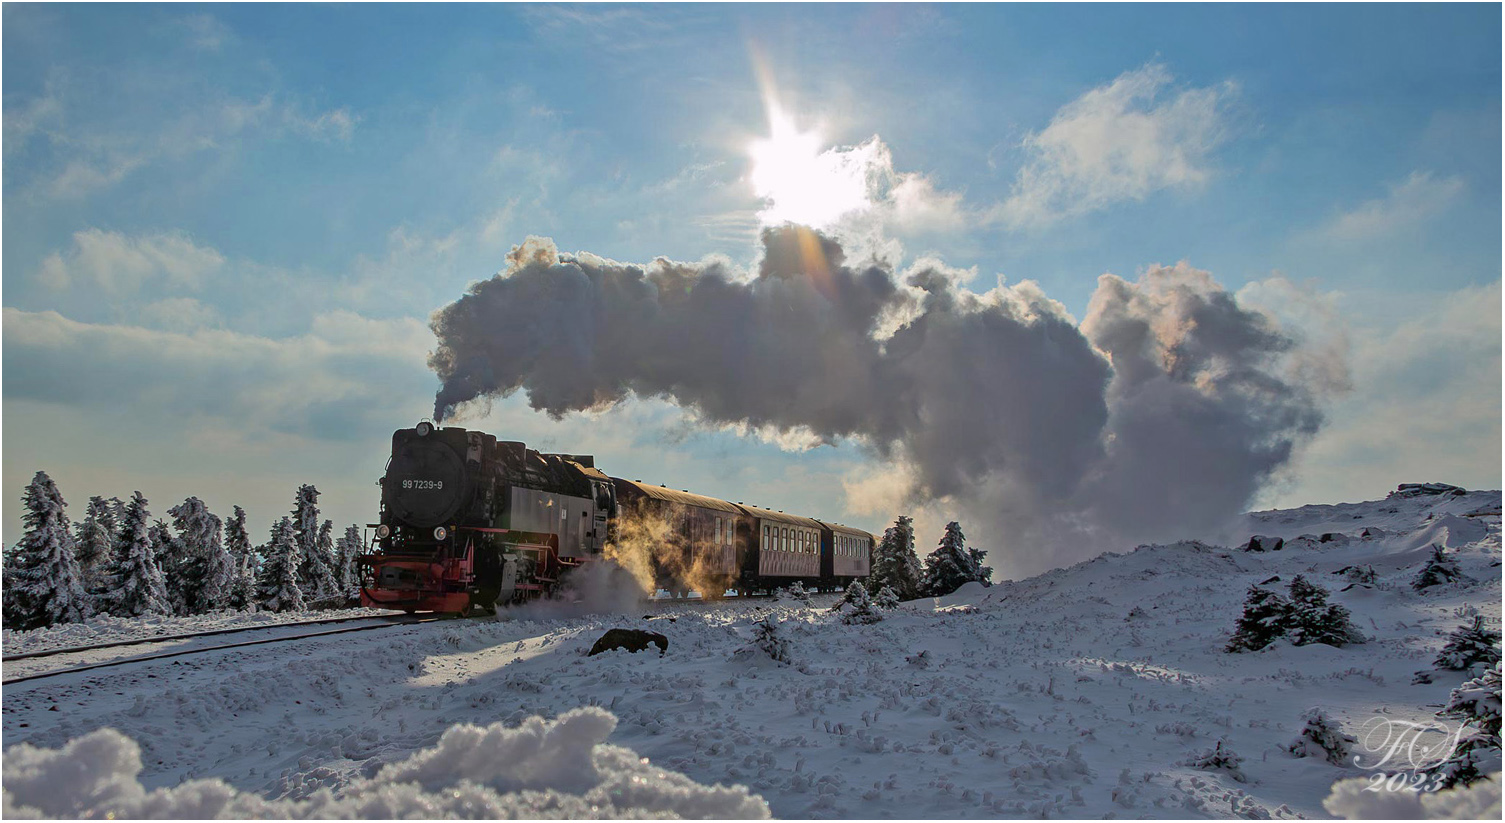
[385,429,468,528]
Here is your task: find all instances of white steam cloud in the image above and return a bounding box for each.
[429,226,1341,576]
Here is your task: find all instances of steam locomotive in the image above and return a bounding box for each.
[359,421,873,614]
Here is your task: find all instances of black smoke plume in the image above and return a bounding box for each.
[429,226,1336,575]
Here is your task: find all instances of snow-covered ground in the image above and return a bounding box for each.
[3,487,1500,818]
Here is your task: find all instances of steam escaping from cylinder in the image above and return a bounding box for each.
[429,226,1343,576]
[508,558,649,620]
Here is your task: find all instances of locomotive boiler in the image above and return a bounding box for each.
[359,421,873,613]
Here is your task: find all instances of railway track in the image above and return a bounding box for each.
[2,612,411,663]
[2,614,442,687]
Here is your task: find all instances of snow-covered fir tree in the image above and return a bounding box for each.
[752,616,790,663]
[868,515,922,600]
[316,519,337,602]
[1428,662,1501,788]
[100,492,170,618]
[1435,616,1502,672]
[0,548,20,625]
[1287,708,1356,764]
[224,506,257,611]
[258,516,305,613]
[921,521,989,597]
[169,497,235,614]
[148,518,189,615]
[831,580,880,624]
[1413,544,1464,591]
[4,471,89,630]
[873,585,900,610]
[292,485,337,601]
[336,525,364,598]
[1287,575,1364,647]
[107,496,127,528]
[73,496,118,592]
[1226,585,1292,652]
[967,547,993,586]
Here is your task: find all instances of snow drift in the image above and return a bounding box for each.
[0,708,769,819]
[1323,771,1501,819]
[428,226,1342,575]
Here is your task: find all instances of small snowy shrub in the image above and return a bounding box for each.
[1228,576,1362,652]
[1287,708,1356,765]
[775,581,811,604]
[1341,565,1377,585]
[832,581,880,625]
[1287,575,1364,648]
[752,617,790,664]
[873,586,900,611]
[1426,662,1502,789]
[1413,545,1465,591]
[1435,616,1502,672]
[1226,585,1292,653]
[1182,739,1247,783]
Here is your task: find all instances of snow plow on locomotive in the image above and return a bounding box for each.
[359,421,873,613]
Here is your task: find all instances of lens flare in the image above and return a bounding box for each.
[748,107,871,229]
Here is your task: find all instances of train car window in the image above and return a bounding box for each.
[762,524,769,550]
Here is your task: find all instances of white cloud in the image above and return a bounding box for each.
[17,85,357,199]
[136,297,220,331]
[219,96,357,144]
[37,229,225,293]
[2,307,434,443]
[1322,170,1465,241]
[2,81,63,153]
[997,62,1236,228]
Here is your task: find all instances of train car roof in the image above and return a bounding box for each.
[735,503,824,529]
[814,520,876,541]
[610,478,742,514]
[563,460,611,483]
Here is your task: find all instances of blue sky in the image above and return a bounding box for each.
[4,4,1500,569]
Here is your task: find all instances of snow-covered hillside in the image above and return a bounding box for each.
[3,487,1500,818]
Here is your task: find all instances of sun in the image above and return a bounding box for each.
[748,107,870,230]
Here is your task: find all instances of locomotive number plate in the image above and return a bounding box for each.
[401,479,444,490]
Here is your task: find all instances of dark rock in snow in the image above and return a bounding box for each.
[1244,535,1284,552]
[1388,482,1467,499]
[589,628,668,657]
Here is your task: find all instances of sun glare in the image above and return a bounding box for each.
[749,109,871,230]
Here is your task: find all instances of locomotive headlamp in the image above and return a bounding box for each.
[433,526,448,541]
[376,524,391,539]
[416,421,434,436]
